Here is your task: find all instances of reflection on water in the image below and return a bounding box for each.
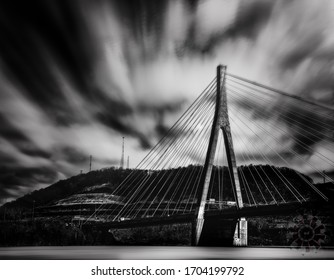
[1,246,334,259]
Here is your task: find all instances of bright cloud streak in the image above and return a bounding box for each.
[0,0,333,204]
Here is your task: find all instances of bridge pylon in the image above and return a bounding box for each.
[193,65,247,246]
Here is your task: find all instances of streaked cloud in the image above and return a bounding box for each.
[0,0,333,204]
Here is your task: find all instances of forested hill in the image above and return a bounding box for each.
[1,167,133,210]
[1,165,330,213]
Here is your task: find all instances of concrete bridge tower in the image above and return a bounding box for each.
[193,65,247,246]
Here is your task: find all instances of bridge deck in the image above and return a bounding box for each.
[85,201,308,230]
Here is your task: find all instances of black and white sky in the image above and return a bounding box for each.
[0,0,334,204]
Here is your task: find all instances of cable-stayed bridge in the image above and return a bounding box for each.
[83,65,333,246]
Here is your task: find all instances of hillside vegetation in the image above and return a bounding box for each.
[0,164,322,220]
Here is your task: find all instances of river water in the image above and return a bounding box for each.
[1,246,334,259]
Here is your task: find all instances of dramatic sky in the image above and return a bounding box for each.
[1,0,334,204]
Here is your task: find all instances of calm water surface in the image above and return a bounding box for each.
[1,246,334,259]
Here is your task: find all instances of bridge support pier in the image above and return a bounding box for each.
[233,217,248,246]
[193,216,248,246]
[193,218,238,246]
[192,217,247,247]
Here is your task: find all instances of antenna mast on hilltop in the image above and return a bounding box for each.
[120,137,125,169]
[89,155,92,172]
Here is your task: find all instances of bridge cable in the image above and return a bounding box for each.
[226,78,334,131]
[229,113,297,203]
[227,88,310,201]
[227,88,328,201]
[85,78,217,222]
[113,85,217,220]
[226,72,334,112]
[226,81,334,172]
[226,80,334,149]
[227,88,306,203]
[141,89,217,217]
